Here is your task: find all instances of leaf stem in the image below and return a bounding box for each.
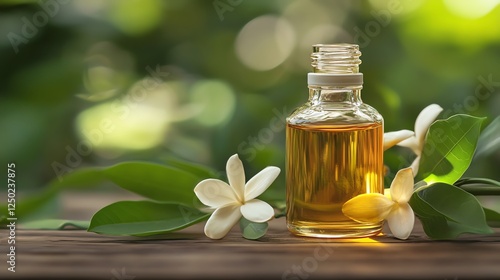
[455,183,500,196]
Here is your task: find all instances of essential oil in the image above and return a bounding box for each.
[286,44,384,238]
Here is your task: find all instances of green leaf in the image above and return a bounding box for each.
[239,217,268,240]
[101,162,201,206]
[410,182,493,239]
[1,161,207,225]
[21,219,89,230]
[418,114,485,184]
[484,208,500,227]
[49,167,105,190]
[474,116,500,159]
[418,183,492,231]
[88,201,209,236]
[162,157,221,180]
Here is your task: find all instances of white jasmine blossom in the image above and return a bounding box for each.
[342,167,415,240]
[194,154,280,239]
[384,104,443,175]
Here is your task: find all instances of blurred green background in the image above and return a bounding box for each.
[1,0,499,195]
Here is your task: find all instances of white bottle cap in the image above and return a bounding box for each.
[307,73,363,86]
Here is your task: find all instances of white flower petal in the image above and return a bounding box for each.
[240,199,274,223]
[383,130,414,151]
[226,154,245,202]
[204,204,241,239]
[386,203,415,240]
[397,137,420,155]
[194,179,238,208]
[342,193,395,223]
[410,156,421,177]
[390,167,414,203]
[244,166,281,200]
[414,104,443,147]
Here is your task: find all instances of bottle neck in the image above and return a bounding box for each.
[311,44,361,74]
[308,85,362,106]
[308,44,364,106]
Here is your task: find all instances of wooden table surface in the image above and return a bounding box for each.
[1,192,500,280]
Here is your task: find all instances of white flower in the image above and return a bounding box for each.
[384,104,443,175]
[194,154,280,239]
[342,167,415,239]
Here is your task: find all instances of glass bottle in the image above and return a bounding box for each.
[286,44,384,238]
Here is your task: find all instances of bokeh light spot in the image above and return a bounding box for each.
[76,83,184,151]
[444,0,500,19]
[235,15,296,71]
[190,80,236,126]
[108,0,162,35]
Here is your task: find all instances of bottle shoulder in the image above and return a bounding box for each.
[287,102,383,126]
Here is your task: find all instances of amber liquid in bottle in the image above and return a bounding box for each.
[286,122,383,238]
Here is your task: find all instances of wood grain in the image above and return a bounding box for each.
[1,193,499,279]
